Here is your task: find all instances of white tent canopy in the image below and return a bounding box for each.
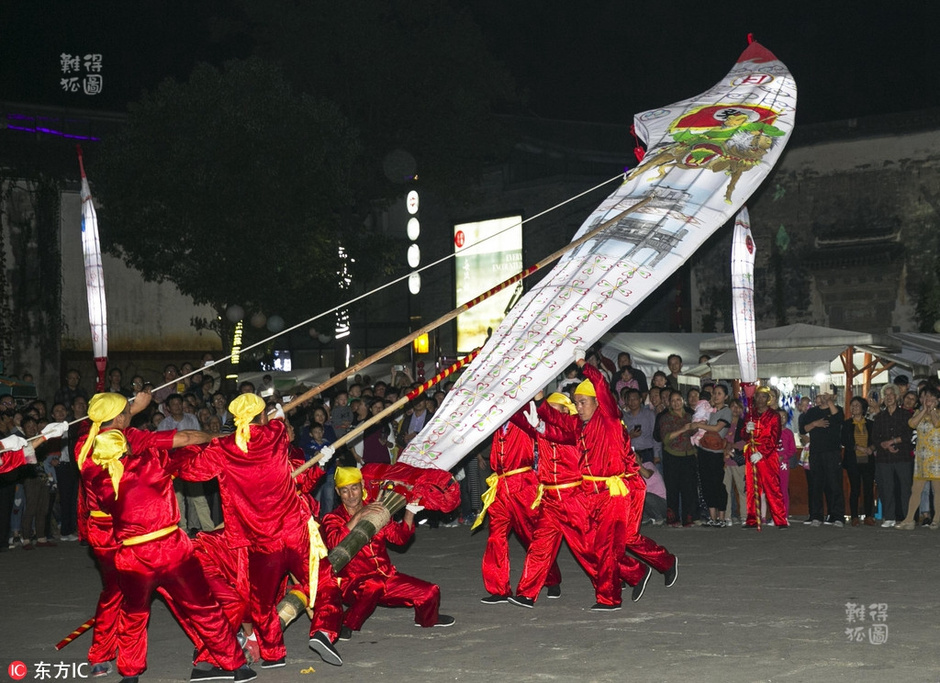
[599,332,722,387]
[690,323,939,386]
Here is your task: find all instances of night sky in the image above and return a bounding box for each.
[2,1,940,126]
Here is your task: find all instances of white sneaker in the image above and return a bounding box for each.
[833,520,844,528]
[811,520,822,527]
[881,520,896,528]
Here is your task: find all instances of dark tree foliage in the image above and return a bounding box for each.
[94,57,394,328]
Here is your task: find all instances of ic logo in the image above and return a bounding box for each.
[8,661,28,680]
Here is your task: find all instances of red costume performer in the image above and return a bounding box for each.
[744,387,789,528]
[513,394,605,603]
[540,361,677,609]
[323,467,451,631]
[183,395,343,667]
[474,413,561,601]
[79,413,246,680]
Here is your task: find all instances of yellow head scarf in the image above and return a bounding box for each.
[78,393,128,470]
[229,393,266,453]
[755,385,772,395]
[546,392,577,415]
[574,379,596,397]
[334,466,367,500]
[91,429,128,499]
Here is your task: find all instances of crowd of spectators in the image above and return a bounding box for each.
[0,359,477,550]
[4,347,939,553]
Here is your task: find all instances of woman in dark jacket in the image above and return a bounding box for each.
[842,396,876,526]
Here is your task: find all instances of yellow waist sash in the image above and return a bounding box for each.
[89,510,112,518]
[122,524,179,546]
[583,472,636,497]
[471,466,534,530]
[531,480,582,509]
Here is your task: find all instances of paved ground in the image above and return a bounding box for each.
[1,519,938,683]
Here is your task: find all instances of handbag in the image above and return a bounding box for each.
[699,430,727,451]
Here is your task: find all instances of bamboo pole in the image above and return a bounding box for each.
[281,196,651,413]
[291,347,481,478]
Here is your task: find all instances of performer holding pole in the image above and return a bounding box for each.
[474,405,561,604]
[323,466,454,637]
[514,353,677,611]
[743,386,789,528]
[79,396,252,683]
[181,394,344,669]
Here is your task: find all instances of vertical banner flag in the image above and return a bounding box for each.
[400,40,796,471]
[731,207,758,385]
[77,146,108,392]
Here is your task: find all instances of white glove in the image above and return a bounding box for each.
[0,434,28,452]
[749,452,763,464]
[317,445,335,466]
[745,421,756,433]
[573,347,586,363]
[405,503,425,515]
[41,421,69,440]
[23,445,36,465]
[524,401,540,429]
[272,403,285,421]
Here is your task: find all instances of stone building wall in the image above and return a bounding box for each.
[689,114,940,334]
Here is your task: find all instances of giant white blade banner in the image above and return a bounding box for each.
[731,207,758,384]
[77,145,108,392]
[400,40,796,470]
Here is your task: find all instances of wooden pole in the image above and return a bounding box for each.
[281,196,651,413]
[291,348,481,478]
[55,617,95,650]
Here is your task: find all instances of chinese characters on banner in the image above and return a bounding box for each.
[60,53,103,95]
[845,602,888,644]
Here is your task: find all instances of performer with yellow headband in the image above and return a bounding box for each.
[323,466,455,636]
[743,386,789,527]
[511,392,613,605]
[78,391,252,683]
[185,393,344,669]
[517,351,677,611]
[475,402,561,605]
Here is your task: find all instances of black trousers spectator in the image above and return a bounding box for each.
[696,448,727,514]
[876,461,913,523]
[846,460,876,519]
[809,450,845,522]
[55,461,79,537]
[0,476,17,547]
[664,452,698,524]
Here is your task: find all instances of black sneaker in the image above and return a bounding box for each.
[260,658,285,669]
[119,678,139,683]
[233,666,257,683]
[664,557,679,588]
[590,603,621,611]
[433,614,456,627]
[309,631,343,666]
[189,667,234,682]
[546,584,562,599]
[189,662,235,682]
[632,565,652,603]
[480,594,510,605]
[508,595,535,609]
[338,626,353,641]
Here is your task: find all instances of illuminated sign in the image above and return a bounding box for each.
[454,216,522,353]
